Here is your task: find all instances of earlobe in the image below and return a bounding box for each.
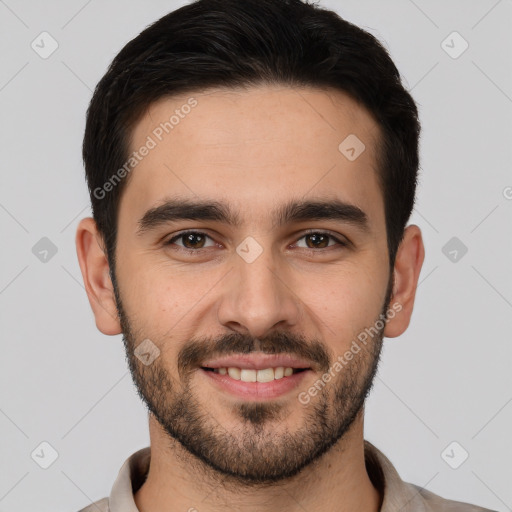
[75,217,122,335]
[384,224,425,338]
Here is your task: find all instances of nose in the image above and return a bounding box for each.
[216,245,302,339]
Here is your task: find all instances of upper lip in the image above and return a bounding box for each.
[201,353,313,371]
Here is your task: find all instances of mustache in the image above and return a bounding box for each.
[178,331,331,377]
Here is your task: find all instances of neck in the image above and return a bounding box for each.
[134,410,382,512]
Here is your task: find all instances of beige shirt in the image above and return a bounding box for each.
[77,440,495,512]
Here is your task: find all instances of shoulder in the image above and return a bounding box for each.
[76,496,109,512]
[408,482,498,512]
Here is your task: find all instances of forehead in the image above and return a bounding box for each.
[121,85,384,231]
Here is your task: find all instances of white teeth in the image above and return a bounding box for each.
[227,367,241,380]
[256,368,274,383]
[215,366,298,381]
[240,369,257,382]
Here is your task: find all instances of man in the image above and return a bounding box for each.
[75,0,495,510]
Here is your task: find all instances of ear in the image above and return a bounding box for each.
[384,224,425,338]
[75,217,122,335]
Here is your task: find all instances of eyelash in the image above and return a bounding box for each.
[164,230,348,253]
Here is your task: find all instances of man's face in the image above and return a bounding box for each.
[113,86,391,483]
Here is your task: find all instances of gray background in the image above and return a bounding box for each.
[1,0,511,510]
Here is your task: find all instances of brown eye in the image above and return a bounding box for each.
[165,231,215,250]
[305,233,329,248]
[295,232,346,250]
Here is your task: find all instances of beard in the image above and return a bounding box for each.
[112,270,393,487]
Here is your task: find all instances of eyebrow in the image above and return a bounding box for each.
[136,196,370,235]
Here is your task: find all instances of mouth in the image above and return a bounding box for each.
[198,355,313,400]
[201,366,308,382]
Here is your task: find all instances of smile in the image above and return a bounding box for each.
[202,366,307,382]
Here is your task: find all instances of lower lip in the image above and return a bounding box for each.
[199,368,312,400]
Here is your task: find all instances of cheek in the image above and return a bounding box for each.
[296,265,385,348]
[118,258,220,335]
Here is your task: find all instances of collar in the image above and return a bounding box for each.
[106,440,426,512]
